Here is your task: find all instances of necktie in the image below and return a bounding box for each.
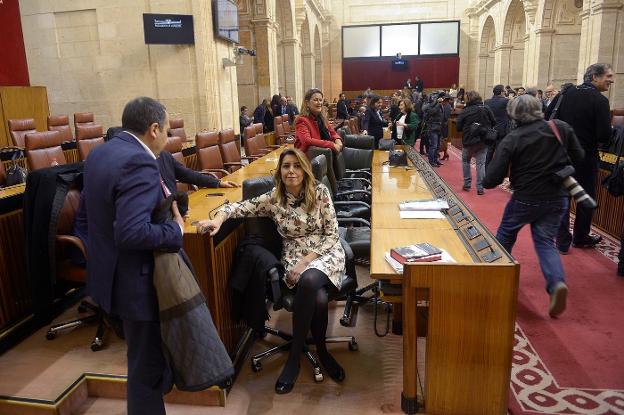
[160,176,171,198]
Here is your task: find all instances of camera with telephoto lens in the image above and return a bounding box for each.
[554,165,597,210]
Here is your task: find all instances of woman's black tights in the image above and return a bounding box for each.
[278,269,342,383]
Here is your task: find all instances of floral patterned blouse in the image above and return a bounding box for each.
[219,182,346,288]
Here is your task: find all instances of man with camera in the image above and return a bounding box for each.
[422,92,445,167]
[484,95,585,318]
[545,63,614,252]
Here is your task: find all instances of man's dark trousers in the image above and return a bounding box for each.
[124,320,171,415]
[557,152,598,247]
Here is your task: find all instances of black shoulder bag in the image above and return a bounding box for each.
[602,136,624,197]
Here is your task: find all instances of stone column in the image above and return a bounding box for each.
[302,52,315,91]
[478,53,490,98]
[252,18,280,101]
[493,44,513,86]
[281,38,302,105]
[532,28,555,87]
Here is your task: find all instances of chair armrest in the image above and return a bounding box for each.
[339,177,372,187]
[334,200,371,209]
[200,168,229,177]
[337,217,371,227]
[345,169,372,178]
[223,161,244,167]
[56,235,87,259]
[240,156,260,161]
[335,189,371,198]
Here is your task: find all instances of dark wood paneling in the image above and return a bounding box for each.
[0,209,29,330]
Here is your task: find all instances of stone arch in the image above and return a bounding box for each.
[478,16,497,98]
[546,0,583,87]
[502,0,527,88]
[300,16,313,91]
[314,25,322,90]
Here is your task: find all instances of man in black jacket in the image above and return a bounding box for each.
[484,84,511,168]
[336,93,350,120]
[484,95,585,317]
[545,63,614,252]
[422,94,444,166]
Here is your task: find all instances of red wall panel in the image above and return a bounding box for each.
[342,56,459,92]
[0,1,30,86]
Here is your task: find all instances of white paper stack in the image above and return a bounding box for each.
[399,198,449,211]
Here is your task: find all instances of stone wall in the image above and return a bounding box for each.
[20,0,239,137]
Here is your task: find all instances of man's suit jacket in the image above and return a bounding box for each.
[337,99,349,120]
[158,151,220,192]
[484,95,511,138]
[84,131,183,321]
[286,104,298,124]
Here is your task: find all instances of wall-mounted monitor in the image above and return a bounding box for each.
[392,59,409,70]
[213,0,239,43]
[143,14,194,45]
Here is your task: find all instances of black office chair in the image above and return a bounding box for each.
[240,177,359,382]
[307,146,371,206]
[337,127,376,150]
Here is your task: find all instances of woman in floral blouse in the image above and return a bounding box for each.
[196,148,346,394]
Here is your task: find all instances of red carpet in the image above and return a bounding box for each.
[430,144,624,414]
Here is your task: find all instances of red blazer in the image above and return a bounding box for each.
[294,115,341,155]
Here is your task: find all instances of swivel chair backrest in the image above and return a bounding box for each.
[47,115,73,142]
[25,130,67,171]
[169,118,187,141]
[76,124,105,161]
[242,176,282,258]
[310,155,334,199]
[164,136,185,165]
[306,146,337,194]
[196,131,226,177]
[8,118,37,148]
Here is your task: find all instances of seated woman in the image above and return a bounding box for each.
[294,88,343,155]
[196,148,346,394]
[391,98,420,147]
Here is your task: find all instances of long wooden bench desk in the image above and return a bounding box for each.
[369,149,520,415]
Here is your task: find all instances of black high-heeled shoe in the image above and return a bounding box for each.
[275,364,300,394]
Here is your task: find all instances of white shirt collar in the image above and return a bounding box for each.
[124,130,156,160]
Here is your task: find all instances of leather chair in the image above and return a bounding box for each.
[164,136,196,192]
[76,124,104,161]
[253,123,264,135]
[274,115,283,132]
[240,177,359,380]
[196,131,230,179]
[8,118,37,148]
[243,125,256,145]
[165,135,185,165]
[307,147,371,207]
[25,131,67,171]
[281,114,289,125]
[612,109,624,128]
[244,134,271,160]
[337,128,375,150]
[45,189,116,351]
[169,118,188,141]
[74,112,95,140]
[47,115,73,142]
[0,159,6,186]
[274,122,295,145]
[219,128,251,172]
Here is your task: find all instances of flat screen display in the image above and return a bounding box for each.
[143,14,194,45]
[392,59,409,70]
[213,0,239,43]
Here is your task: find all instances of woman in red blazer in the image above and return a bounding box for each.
[295,88,343,155]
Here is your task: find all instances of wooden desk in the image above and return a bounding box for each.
[369,149,519,414]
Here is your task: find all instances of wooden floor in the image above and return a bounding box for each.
[0,266,426,414]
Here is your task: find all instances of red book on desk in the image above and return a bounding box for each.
[390,243,442,264]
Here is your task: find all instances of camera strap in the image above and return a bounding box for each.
[547,120,573,165]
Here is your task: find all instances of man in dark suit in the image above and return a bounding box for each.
[336,93,349,120]
[546,63,614,252]
[484,84,511,168]
[414,76,424,93]
[84,97,184,415]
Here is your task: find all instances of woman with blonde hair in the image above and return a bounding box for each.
[196,148,346,394]
[294,88,343,155]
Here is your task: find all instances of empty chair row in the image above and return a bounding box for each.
[8,113,95,148]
